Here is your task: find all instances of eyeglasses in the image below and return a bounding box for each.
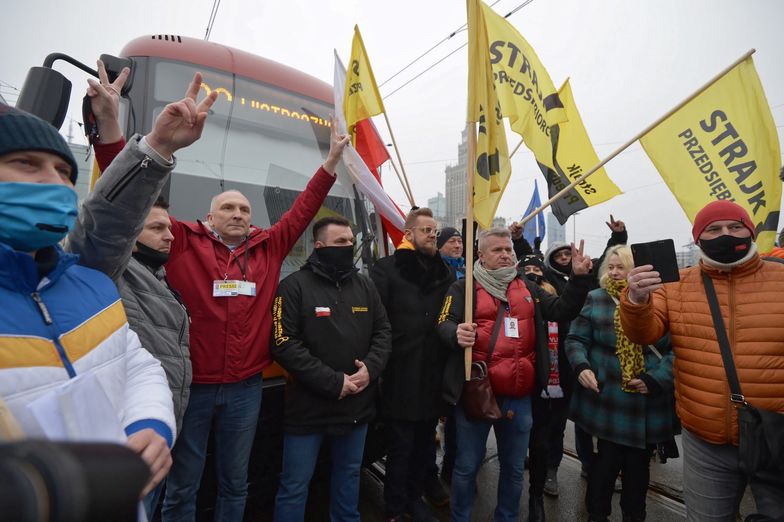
[410,226,436,235]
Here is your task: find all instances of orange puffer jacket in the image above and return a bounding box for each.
[619,254,784,445]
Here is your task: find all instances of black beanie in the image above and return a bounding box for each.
[0,104,78,184]
[521,254,544,271]
[437,227,461,249]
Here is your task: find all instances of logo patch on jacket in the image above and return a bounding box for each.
[315,307,331,317]
[524,296,532,303]
[351,306,368,313]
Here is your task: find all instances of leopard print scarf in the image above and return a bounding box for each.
[605,279,645,393]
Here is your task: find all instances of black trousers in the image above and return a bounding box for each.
[384,418,438,516]
[528,395,568,495]
[586,438,650,519]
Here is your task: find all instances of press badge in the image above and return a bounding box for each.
[504,317,519,338]
[213,280,256,297]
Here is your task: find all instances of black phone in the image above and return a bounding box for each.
[631,239,680,283]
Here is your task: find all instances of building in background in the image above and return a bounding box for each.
[546,212,566,250]
[428,192,448,228]
[492,216,507,229]
[676,242,700,268]
[445,127,468,228]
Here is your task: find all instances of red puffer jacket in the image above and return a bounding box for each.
[166,168,335,384]
[473,280,537,397]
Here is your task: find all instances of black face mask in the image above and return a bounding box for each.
[699,235,753,264]
[525,272,544,285]
[314,246,355,273]
[133,241,170,269]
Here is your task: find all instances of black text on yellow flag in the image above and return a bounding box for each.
[640,56,781,252]
[468,0,512,229]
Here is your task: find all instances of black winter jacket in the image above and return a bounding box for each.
[271,257,391,434]
[437,274,591,406]
[370,249,456,421]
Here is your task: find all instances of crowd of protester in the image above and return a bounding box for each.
[1,62,783,522]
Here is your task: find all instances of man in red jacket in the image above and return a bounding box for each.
[161,123,349,521]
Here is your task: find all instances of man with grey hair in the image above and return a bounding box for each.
[437,228,592,522]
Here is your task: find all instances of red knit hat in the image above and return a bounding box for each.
[692,200,755,242]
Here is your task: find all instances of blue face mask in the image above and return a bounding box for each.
[0,182,78,251]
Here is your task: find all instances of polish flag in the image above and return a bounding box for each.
[315,307,331,317]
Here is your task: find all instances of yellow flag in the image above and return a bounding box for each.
[468,0,512,229]
[480,1,566,170]
[640,57,782,251]
[343,25,385,138]
[541,79,622,223]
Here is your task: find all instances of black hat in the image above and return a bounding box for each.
[437,227,461,249]
[521,254,544,270]
[0,104,78,184]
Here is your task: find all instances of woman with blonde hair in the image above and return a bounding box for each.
[566,245,678,522]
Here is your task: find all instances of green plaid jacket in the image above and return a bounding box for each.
[566,288,679,449]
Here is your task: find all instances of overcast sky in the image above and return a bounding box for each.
[3,0,783,255]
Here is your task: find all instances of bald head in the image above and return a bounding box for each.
[207,190,252,246]
[210,190,248,212]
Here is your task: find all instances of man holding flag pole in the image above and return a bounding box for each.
[435,2,592,521]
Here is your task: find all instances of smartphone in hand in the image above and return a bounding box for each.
[631,239,680,283]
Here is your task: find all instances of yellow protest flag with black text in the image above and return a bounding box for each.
[542,79,622,223]
[480,1,566,170]
[468,0,512,229]
[640,56,781,251]
[343,25,385,139]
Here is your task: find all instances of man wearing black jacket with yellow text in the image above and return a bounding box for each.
[271,216,391,521]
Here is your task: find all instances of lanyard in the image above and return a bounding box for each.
[224,236,250,281]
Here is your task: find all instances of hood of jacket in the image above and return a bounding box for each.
[544,241,571,274]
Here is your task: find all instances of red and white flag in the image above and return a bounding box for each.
[333,51,405,244]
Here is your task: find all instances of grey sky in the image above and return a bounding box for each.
[3,0,782,255]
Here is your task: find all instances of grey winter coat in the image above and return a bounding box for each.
[66,135,191,434]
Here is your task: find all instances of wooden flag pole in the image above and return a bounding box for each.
[383,112,417,207]
[464,122,478,381]
[516,48,756,227]
[386,155,416,207]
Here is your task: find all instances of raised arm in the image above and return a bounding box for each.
[66,70,217,280]
[267,119,349,254]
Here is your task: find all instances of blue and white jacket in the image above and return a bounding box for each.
[0,242,175,446]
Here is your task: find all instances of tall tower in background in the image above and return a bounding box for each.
[546,212,566,249]
[445,126,468,228]
[428,192,448,228]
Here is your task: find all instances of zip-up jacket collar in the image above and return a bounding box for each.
[0,242,78,293]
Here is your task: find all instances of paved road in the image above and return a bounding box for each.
[254,420,758,521]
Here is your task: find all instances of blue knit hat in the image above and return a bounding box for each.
[0,104,78,183]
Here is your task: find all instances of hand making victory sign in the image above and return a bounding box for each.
[145,72,219,160]
[570,239,593,275]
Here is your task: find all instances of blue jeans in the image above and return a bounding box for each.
[451,395,533,522]
[161,374,263,522]
[274,424,368,522]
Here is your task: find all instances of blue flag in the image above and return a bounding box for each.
[522,180,546,246]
